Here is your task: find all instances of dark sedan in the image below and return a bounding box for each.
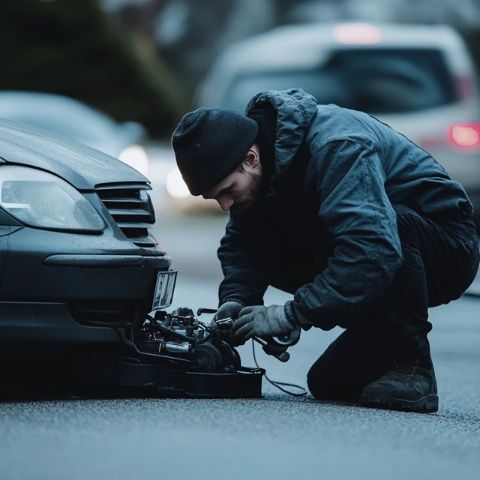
[0,119,172,385]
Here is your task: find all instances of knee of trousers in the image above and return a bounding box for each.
[306,362,323,398]
[306,357,349,400]
[306,363,362,401]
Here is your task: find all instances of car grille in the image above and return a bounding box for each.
[96,183,157,248]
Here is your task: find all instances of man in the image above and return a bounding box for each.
[172,89,479,413]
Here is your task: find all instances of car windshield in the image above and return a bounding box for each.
[226,48,457,114]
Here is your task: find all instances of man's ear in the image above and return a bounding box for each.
[242,144,261,171]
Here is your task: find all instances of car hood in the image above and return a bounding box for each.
[0,119,149,191]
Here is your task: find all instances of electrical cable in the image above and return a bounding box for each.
[251,340,308,398]
[204,317,306,396]
[145,314,197,342]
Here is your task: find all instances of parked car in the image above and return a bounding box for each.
[185,22,480,222]
[0,119,173,384]
[0,91,150,177]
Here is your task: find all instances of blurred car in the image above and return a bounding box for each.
[165,165,222,214]
[190,22,480,223]
[0,119,172,370]
[0,91,150,177]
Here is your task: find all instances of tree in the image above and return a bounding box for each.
[0,0,183,135]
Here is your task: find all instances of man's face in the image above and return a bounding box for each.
[203,147,262,213]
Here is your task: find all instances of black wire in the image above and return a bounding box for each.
[251,340,308,398]
[145,314,197,342]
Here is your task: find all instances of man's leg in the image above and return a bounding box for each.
[307,205,479,411]
[306,326,404,401]
[373,206,479,359]
[359,206,478,411]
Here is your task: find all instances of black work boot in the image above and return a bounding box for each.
[359,360,438,413]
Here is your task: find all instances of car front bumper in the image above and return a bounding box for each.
[0,225,171,354]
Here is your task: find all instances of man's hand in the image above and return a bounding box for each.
[214,301,244,321]
[209,300,244,332]
[231,304,295,343]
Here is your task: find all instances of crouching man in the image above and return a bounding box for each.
[171,89,479,412]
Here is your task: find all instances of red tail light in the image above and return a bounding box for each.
[448,123,480,150]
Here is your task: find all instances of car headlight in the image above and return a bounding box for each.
[166,167,191,199]
[0,165,104,232]
[119,145,149,177]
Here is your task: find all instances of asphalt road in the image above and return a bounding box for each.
[0,276,479,480]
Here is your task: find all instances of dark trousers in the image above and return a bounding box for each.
[270,205,479,401]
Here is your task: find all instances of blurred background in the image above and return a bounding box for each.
[1,0,480,293]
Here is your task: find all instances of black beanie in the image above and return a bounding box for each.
[171,107,259,196]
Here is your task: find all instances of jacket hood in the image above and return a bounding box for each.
[246,89,318,181]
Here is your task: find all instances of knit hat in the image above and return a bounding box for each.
[171,107,259,196]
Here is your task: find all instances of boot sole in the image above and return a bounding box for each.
[360,392,439,413]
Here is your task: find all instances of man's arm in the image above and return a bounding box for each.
[217,212,268,307]
[290,138,403,330]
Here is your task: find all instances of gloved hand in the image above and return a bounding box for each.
[209,300,244,333]
[231,304,295,343]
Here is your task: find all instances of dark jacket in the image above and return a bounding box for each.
[217,89,473,330]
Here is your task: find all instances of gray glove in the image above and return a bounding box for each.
[209,300,244,332]
[231,304,295,343]
[214,301,244,321]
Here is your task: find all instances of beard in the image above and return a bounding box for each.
[231,170,263,214]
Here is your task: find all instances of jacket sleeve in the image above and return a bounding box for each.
[291,138,403,330]
[217,213,268,307]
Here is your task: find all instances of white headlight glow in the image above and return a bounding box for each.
[166,168,191,199]
[119,145,149,177]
